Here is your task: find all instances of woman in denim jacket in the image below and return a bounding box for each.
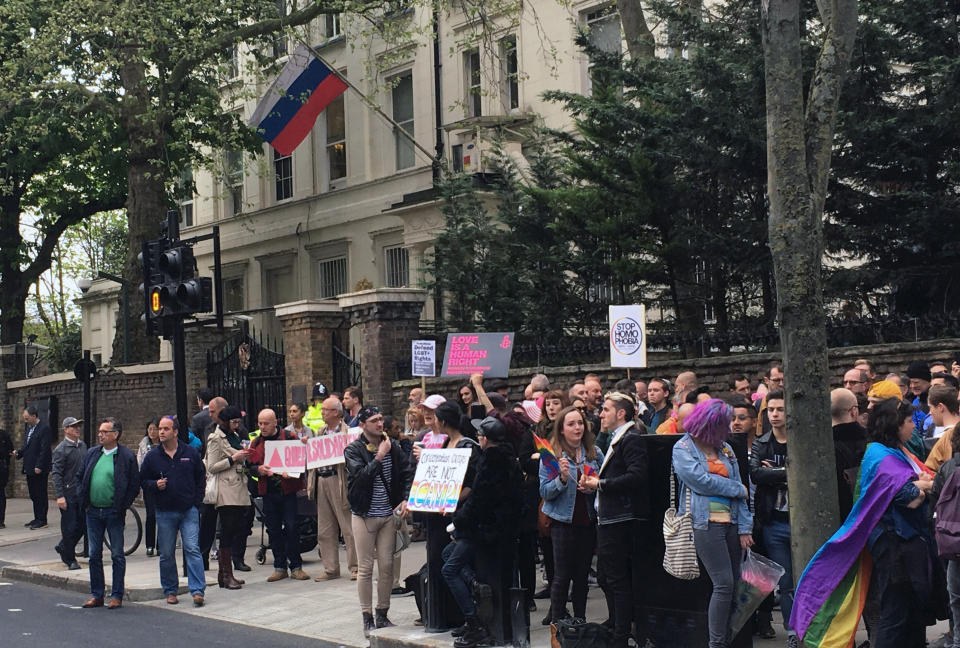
[539,406,604,625]
[672,399,754,648]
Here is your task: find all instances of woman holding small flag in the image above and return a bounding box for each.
[671,399,753,648]
[790,398,935,648]
[538,405,603,626]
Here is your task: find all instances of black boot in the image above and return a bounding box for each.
[451,621,470,637]
[362,612,375,638]
[375,608,395,628]
[453,615,491,648]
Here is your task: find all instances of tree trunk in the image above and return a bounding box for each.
[115,52,164,364]
[762,0,858,583]
[615,0,655,61]
[0,193,27,345]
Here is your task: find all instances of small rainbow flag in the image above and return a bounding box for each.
[790,442,917,647]
[583,463,597,478]
[534,434,560,480]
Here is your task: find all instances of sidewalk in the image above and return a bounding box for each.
[2,498,940,647]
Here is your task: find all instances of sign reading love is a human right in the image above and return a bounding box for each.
[440,332,514,377]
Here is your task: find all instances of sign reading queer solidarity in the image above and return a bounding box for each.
[406,448,472,514]
[264,440,306,477]
[608,305,647,368]
[411,340,436,377]
[306,429,361,469]
[440,332,514,377]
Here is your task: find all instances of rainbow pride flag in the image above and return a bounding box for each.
[534,434,560,480]
[583,463,597,478]
[790,442,917,647]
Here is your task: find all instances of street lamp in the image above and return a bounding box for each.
[96,271,130,365]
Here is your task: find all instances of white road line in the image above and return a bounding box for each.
[8,608,22,611]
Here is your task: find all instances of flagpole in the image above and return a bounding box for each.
[295,37,441,167]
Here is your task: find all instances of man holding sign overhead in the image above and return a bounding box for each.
[247,408,310,583]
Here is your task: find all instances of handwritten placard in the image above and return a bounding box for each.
[306,429,362,469]
[406,448,472,514]
[264,440,306,477]
[440,332,514,378]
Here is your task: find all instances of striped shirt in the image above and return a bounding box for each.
[368,452,394,517]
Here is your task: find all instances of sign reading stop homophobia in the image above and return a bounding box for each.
[608,304,647,368]
[406,448,473,514]
[440,332,514,377]
[306,429,362,469]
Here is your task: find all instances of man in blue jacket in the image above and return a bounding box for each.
[76,417,139,609]
[140,415,207,606]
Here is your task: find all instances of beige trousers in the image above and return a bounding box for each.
[352,514,395,613]
[316,472,357,574]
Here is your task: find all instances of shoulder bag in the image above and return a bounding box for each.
[662,463,699,580]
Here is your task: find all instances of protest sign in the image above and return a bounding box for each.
[609,305,647,368]
[264,440,306,477]
[406,448,473,514]
[440,332,514,377]
[306,428,362,469]
[411,340,436,377]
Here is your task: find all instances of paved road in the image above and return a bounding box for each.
[0,579,322,648]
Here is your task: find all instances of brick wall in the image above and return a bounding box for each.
[391,337,960,411]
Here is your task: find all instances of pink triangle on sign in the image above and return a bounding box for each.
[268,448,282,467]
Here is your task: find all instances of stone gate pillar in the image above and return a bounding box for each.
[275,300,346,406]
[338,288,427,415]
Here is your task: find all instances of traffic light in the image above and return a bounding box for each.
[156,245,213,317]
[138,238,166,336]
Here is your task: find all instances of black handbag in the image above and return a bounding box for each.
[551,618,612,648]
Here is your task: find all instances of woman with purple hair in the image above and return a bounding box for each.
[672,398,754,648]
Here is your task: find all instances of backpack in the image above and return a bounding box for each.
[935,466,960,558]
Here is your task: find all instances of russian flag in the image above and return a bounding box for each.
[250,45,348,156]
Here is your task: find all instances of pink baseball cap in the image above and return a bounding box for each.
[421,394,447,410]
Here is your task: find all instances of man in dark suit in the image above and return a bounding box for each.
[190,388,215,453]
[15,404,53,529]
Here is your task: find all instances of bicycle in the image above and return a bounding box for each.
[75,505,143,557]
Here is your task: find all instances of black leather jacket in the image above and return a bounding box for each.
[343,437,414,517]
[596,422,650,524]
[750,431,788,526]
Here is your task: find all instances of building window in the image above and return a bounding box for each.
[274,148,292,201]
[324,13,342,39]
[326,94,346,182]
[226,44,240,79]
[392,73,415,170]
[584,6,621,95]
[264,265,296,306]
[272,0,288,58]
[317,256,347,298]
[225,150,243,215]
[177,167,194,228]
[452,144,464,173]
[464,49,481,118]
[384,245,409,288]
[501,36,519,111]
[223,275,245,312]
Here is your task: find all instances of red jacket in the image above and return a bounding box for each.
[247,428,304,495]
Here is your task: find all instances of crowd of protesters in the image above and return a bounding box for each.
[5,354,960,648]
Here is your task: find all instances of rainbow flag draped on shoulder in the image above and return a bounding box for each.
[790,442,918,647]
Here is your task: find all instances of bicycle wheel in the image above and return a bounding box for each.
[103,507,143,556]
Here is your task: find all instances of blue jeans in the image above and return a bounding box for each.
[263,492,300,570]
[442,538,479,617]
[156,507,205,596]
[762,519,794,633]
[86,507,125,600]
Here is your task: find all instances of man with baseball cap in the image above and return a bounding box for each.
[51,417,86,569]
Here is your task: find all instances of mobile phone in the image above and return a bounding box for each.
[413,442,424,448]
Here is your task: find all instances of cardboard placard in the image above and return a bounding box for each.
[412,340,436,377]
[440,332,514,377]
[306,429,362,469]
[609,305,647,368]
[263,440,306,477]
[406,448,473,514]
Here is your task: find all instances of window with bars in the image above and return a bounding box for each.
[501,36,519,111]
[464,49,481,118]
[326,94,346,182]
[392,73,415,170]
[223,275,245,312]
[274,148,292,201]
[384,245,409,288]
[225,150,243,215]
[317,256,347,298]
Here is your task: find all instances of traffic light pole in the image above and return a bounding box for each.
[164,210,190,446]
